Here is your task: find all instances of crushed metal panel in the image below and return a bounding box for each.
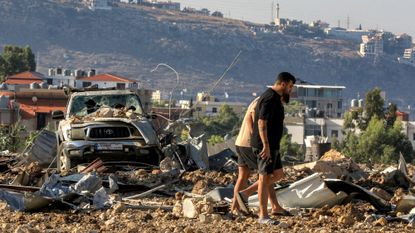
[27,130,57,167]
[131,120,159,145]
[0,189,52,211]
[247,173,348,209]
[188,134,209,170]
[324,179,392,212]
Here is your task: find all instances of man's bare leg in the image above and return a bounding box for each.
[268,168,284,213]
[258,173,270,219]
[231,166,250,212]
[239,168,285,212]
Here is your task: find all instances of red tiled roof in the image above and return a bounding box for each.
[4,71,45,85]
[77,73,135,83]
[7,71,45,80]
[4,79,43,85]
[18,99,67,119]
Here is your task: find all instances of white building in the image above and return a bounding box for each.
[285,116,344,145]
[324,28,370,42]
[46,68,96,88]
[359,34,384,57]
[398,48,415,67]
[402,121,415,149]
[291,83,346,118]
[86,0,112,10]
[76,73,140,90]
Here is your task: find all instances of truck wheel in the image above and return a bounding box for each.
[57,146,71,173]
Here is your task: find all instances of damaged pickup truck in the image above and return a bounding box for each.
[52,90,162,172]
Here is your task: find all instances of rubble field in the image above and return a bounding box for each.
[1,149,415,233]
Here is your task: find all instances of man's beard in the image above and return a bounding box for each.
[282,93,290,104]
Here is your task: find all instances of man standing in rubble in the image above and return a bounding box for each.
[232,94,292,217]
[240,72,296,224]
[231,96,259,212]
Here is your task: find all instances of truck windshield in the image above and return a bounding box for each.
[69,94,144,117]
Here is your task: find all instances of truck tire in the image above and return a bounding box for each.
[57,145,71,173]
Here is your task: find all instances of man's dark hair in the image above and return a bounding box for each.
[275,72,296,85]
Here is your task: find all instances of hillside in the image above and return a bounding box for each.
[0,0,414,111]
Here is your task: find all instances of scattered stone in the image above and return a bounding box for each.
[211,214,222,222]
[370,187,392,201]
[373,217,388,226]
[183,198,200,219]
[135,169,147,176]
[337,215,354,226]
[192,180,209,195]
[364,215,375,223]
[112,202,125,213]
[199,214,212,223]
[175,192,184,200]
[173,201,183,217]
[104,217,116,227]
[278,222,289,229]
[151,169,162,175]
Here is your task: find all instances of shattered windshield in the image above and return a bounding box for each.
[69,94,143,117]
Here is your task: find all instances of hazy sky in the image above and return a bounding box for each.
[177,0,415,37]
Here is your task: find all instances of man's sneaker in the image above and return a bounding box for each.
[258,217,280,225]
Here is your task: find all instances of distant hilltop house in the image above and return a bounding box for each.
[120,0,180,11]
[359,34,384,57]
[398,47,415,67]
[324,27,370,42]
[84,0,112,10]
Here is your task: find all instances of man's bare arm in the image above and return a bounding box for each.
[258,119,270,160]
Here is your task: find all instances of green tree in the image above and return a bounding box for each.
[208,135,224,145]
[385,103,397,129]
[0,120,26,152]
[279,134,304,160]
[362,87,384,130]
[0,45,36,82]
[341,116,414,164]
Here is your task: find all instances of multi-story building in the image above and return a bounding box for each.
[285,116,344,145]
[193,92,246,118]
[291,83,345,118]
[398,47,415,67]
[46,67,96,88]
[359,34,384,57]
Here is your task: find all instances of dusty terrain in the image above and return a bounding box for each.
[0,161,414,233]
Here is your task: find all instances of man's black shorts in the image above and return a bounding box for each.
[236,146,257,171]
[253,148,282,175]
[236,146,282,174]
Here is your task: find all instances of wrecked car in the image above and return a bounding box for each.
[52,90,162,172]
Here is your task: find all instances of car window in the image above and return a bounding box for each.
[69,94,143,117]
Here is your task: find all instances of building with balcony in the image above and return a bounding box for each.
[291,83,345,118]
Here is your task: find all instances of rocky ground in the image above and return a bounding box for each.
[0,151,415,233]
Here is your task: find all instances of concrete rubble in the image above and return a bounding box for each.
[0,128,415,232]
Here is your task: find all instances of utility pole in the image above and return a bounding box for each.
[271,1,274,23]
[347,15,350,29]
